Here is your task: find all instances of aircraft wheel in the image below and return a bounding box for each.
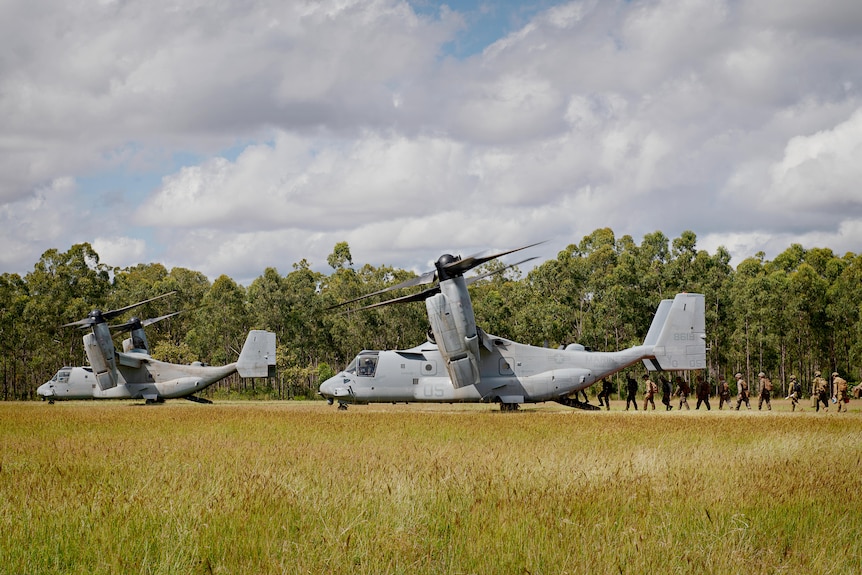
[337,402,348,411]
[48,399,55,405]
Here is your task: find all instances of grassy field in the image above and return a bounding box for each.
[2,399,861,574]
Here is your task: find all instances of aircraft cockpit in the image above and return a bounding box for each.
[49,368,72,384]
[345,351,379,377]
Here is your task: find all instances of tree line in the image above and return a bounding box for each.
[1,229,859,400]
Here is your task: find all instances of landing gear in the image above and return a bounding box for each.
[500,402,520,412]
[337,401,349,411]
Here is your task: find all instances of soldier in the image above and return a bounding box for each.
[717,376,731,410]
[695,375,711,410]
[735,372,751,410]
[642,374,657,410]
[812,371,829,412]
[675,376,690,410]
[660,375,673,411]
[757,372,773,411]
[625,374,639,411]
[597,378,613,410]
[833,371,849,413]
[785,374,801,412]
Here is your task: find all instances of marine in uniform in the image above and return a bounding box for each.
[735,372,751,410]
[717,377,731,410]
[660,376,673,411]
[757,372,772,411]
[833,371,849,413]
[813,371,829,412]
[675,376,690,410]
[642,374,657,410]
[597,378,613,411]
[695,375,711,410]
[625,375,639,411]
[785,374,801,412]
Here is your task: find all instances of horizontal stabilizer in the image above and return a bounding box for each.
[237,331,277,378]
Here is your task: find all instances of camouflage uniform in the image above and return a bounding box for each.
[785,375,800,412]
[757,372,772,411]
[813,371,829,412]
[735,373,751,410]
[833,372,849,413]
[642,374,657,410]
[718,378,731,410]
[675,376,690,410]
[695,376,711,410]
[597,378,612,411]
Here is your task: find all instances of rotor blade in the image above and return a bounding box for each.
[142,310,184,327]
[101,291,177,322]
[442,241,545,277]
[465,257,537,285]
[327,270,437,310]
[109,310,184,332]
[346,285,441,313]
[63,291,178,328]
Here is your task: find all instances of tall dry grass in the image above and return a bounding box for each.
[1,400,861,574]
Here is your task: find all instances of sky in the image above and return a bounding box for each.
[2,0,861,284]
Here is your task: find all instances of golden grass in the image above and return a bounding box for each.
[2,400,861,574]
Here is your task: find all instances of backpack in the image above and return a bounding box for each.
[650,380,658,394]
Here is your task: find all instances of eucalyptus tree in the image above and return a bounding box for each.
[0,273,28,399]
[826,253,861,378]
[578,228,620,350]
[23,244,111,390]
[186,275,249,367]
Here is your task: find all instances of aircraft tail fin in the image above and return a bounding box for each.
[237,330,277,378]
[642,293,706,372]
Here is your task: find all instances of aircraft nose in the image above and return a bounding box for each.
[37,382,53,398]
[318,374,352,400]
[318,376,337,398]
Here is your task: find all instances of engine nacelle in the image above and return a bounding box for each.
[426,293,479,389]
[83,332,117,391]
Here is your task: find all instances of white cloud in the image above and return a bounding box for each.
[3,0,862,281]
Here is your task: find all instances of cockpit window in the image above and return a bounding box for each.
[57,370,71,383]
[345,352,379,377]
[357,356,378,377]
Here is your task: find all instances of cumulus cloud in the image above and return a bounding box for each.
[2,0,862,281]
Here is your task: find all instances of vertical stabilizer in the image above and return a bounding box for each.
[237,330,277,378]
[643,293,706,371]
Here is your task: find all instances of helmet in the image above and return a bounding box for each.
[735,373,742,378]
[789,374,796,380]
[832,372,839,378]
[758,372,765,377]
[814,371,821,377]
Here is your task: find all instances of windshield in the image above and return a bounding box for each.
[345,352,379,377]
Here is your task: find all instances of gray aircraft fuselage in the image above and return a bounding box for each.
[38,354,238,401]
[320,291,706,408]
[320,334,661,406]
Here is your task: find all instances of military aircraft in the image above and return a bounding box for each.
[319,244,706,410]
[37,295,276,404]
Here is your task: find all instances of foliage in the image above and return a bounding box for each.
[3,231,862,400]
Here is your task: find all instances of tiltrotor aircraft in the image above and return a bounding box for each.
[319,244,706,410]
[37,294,276,404]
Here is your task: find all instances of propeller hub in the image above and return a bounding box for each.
[436,254,462,280]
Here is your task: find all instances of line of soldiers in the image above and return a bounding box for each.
[593,370,852,412]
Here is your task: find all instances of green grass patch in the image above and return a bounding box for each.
[2,400,861,574]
